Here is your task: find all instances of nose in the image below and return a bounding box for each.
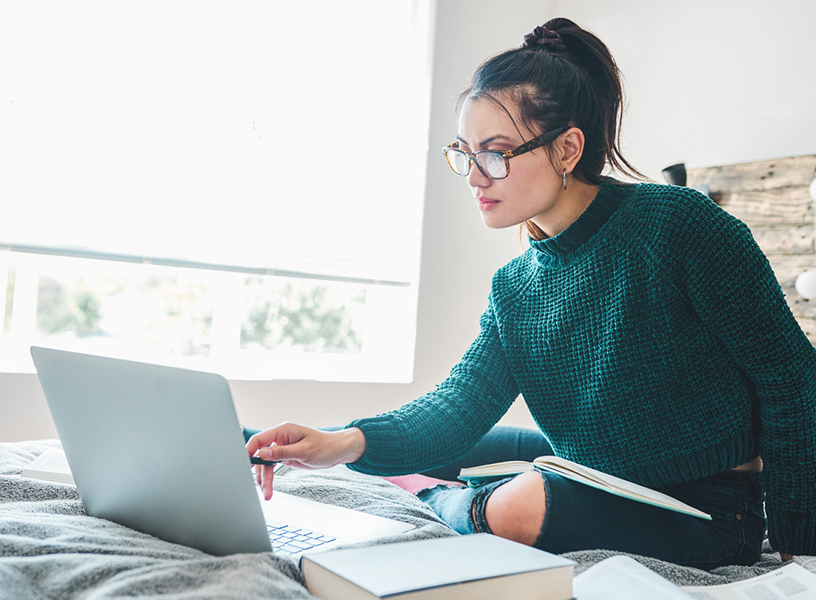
[466,160,491,188]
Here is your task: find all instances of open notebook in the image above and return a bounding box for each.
[29,346,413,557]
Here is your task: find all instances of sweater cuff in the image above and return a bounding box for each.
[768,510,816,556]
[343,417,411,476]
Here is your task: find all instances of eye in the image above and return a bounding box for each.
[478,152,508,178]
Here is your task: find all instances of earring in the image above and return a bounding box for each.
[562,168,568,190]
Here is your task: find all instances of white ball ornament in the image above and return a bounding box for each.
[794,179,816,298]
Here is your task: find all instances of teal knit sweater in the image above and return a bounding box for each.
[349,180,816,555]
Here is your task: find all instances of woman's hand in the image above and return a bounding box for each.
[245,423,366,500]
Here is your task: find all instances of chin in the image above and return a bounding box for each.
[481,215,525,230]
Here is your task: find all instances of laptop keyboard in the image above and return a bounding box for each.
[267,520,336,555]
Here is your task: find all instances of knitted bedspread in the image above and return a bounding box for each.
[0,440,798,599]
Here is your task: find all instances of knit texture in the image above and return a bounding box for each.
[349,180,816,556]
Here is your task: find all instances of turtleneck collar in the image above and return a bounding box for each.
[529,181,626,269]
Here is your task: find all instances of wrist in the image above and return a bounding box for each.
[338,427,366,464]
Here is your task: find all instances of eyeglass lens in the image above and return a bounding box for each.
[448,149,507,179]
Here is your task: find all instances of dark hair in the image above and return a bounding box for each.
[458,18,644,239]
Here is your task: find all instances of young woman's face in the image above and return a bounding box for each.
[456,96,566,232]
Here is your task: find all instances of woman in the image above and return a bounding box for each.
[246,18,816,568]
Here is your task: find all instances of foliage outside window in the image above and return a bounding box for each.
[241,279,364,354]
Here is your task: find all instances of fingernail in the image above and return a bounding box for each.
[259,448,272,459]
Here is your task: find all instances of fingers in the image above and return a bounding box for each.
[247,424,293,500]
[247,424,293,465]
[260,463,275,500]
[251,463,276,500]
[246,422,322,465]
[245,422,300,457]
[247,422,313,500]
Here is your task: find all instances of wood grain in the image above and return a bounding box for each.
[688,155,816,193]
[687,155,816,344]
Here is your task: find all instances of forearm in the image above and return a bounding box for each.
[349,365,519,475]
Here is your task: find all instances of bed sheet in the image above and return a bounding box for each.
[0,440,796,599]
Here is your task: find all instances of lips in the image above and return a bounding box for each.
[476,197,499,212]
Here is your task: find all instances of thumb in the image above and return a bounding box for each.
[258,442,299,462]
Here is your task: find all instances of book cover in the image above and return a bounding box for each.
[459,455,711,520]
[301,533,575,600]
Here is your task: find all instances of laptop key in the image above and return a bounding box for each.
[267,523,335,555]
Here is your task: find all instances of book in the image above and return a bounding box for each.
[301,533,575,600]
[458,455,711,520]
[574,555,816,600]
[681,562,816,599]
[20,447,75,485]
[573,555,696,599]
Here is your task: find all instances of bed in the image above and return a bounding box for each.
[0,439,804,599]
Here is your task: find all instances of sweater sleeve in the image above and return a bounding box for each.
[673,192,816,556]
[346,302,521,476]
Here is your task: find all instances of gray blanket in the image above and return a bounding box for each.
[0,440,795,599]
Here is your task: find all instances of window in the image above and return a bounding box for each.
[0,1,432,381]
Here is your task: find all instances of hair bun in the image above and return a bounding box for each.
[521,26,565,51]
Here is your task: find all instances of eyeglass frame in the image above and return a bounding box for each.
[442,125,569,180]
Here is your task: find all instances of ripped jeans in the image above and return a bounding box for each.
[415,426,766,570]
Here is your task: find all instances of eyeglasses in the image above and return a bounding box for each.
[442,126,568,180]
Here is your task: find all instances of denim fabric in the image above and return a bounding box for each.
[539,469,765,569]
[418,425,554,481]
[413,425,553,536]
[416,476,514,536]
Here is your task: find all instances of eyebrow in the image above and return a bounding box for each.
[456,133,517,148]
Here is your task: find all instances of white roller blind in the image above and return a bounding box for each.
[0,1,429,285]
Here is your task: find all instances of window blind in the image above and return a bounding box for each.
[0,0,430,286]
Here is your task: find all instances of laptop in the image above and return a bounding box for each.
[29,346,414,557]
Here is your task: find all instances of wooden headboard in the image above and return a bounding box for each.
[687,155,816,344]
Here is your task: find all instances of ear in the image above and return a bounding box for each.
[558,127,585,174]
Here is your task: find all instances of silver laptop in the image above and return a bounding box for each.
[30,346,413,557]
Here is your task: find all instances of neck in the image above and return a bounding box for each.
[531,180,601,238]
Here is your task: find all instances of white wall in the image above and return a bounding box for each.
[3,0,815,441]
[555,0,816,180]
